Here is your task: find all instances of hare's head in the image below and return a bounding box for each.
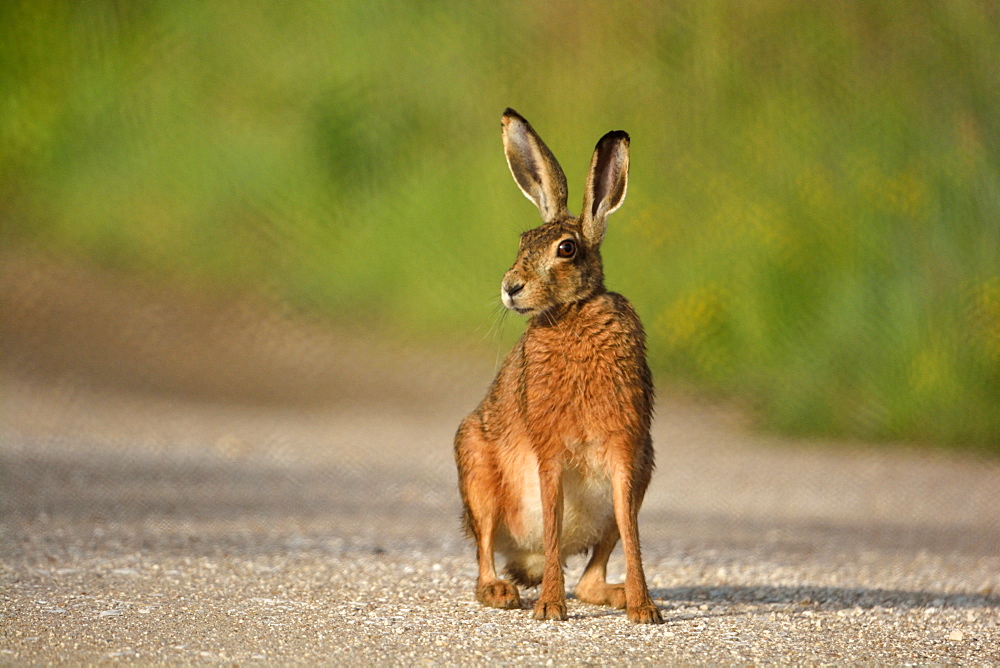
[498,109,629,317]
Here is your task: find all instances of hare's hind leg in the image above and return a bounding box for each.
[473,522,520,609]
[574,521,626,609]
[454,416,521,610]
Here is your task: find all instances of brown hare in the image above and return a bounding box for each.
[454,109,662,624]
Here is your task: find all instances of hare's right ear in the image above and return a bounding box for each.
[580,130,629,247]
[501,108,568,223]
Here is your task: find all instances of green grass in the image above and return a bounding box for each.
[2,1,998,450]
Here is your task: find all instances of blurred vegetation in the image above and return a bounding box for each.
[2,1,998,450]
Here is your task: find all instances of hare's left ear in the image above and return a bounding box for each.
[501,108,569,224]
[581,130,629,247]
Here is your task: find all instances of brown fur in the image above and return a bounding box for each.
[453,109,662,623]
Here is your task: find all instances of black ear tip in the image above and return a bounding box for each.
[503,107,525,121]
[603,130,630,144]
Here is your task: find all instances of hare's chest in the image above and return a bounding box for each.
[516,454,615,553]
[521,333,631,426]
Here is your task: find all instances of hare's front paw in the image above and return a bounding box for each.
[627,602,663,624]
[477,580,521,609]
[532,599,568,621]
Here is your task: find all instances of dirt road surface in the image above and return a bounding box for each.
[2,254,999,663]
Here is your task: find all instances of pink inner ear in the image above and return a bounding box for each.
[593,156,615,217]
[591,144,625,218]
[509,148,541,195]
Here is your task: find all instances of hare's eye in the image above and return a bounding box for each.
[556,239,576,258]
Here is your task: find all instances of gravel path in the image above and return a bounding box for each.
[3,374,998,664]
[2,254,999,663]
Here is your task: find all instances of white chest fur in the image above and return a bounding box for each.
[515,452,615,557]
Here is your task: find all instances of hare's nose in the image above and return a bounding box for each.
[505,283,524,298]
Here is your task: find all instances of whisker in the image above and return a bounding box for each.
[483,302,506,343]
[492,309,509,372]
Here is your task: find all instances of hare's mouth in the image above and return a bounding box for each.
[502,296,533,315]
[502,288,534,314]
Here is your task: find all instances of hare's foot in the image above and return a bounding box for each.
[532,599,568,621]
[477,579,521,609]
[627,601,663,624]
[574,580,626,609]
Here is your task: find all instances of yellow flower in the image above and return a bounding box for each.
[657,284,727,351]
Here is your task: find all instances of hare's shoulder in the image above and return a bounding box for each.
[590,291,642,321]
[515,293,646,370]
[576,292,646,343]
